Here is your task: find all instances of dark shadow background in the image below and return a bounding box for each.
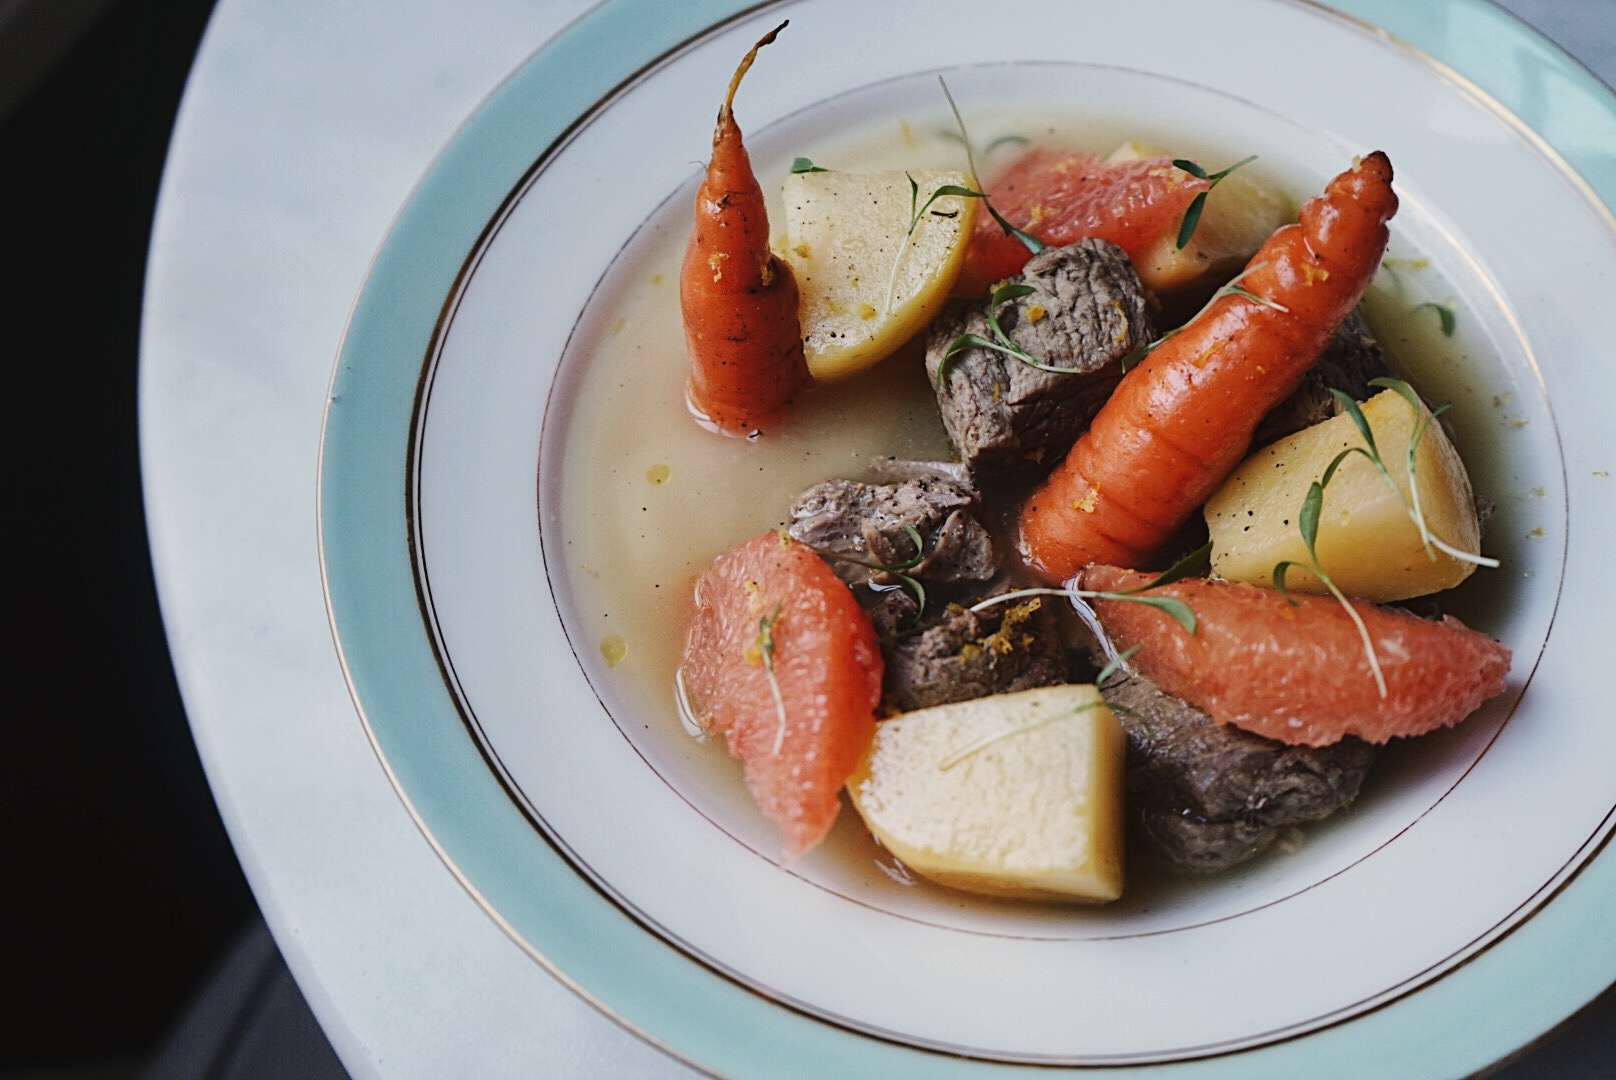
[2,0,255,1073]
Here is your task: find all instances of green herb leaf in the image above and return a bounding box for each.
[936,283,1089,384]
[1117,328,1175,372]
[990,282,1036,305]
[790,157,829,174]
[1330,389,1381,461]
[755,602,790,754]
[1119,263,1283,368]
[927,183,988,202]
[1206,154,1258,183]
[1192,261,1284,312]
[937,131,1030,155]
[1278,382,1420,697]
[970,585,1197,634]
[1126,541,1213,592]
[1176,192,1209,250]
[939,331,1001,359]
[935,331,1006,388]
[1368,376,1422,415]
[1318,446,1368,490]
[1271,560,1299,605]
[938,76,1044,255]
[1222,284,1289,313]
[1172,154,1257,250]
[938,698,1105,771]
[988,202,1045,254]
[896,574,927,627]
[1298,481,1324,554]
[801,527,929,624]
[888,524,927,571]
[1362,377,1501,570]
[1319,568,1387,698]
[984,283,1036,351]
[1092,593,1197,635]
[1280,552,1389,697]
[1414,301,1456,337]
[1094,643,1142,688]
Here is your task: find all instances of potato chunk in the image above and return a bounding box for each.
[846,684,1125,903]
[1205,388,1483,602]
[1104,141,1292,295]
[782,169,977,381]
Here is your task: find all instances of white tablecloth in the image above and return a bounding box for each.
[140,1,1613,1075]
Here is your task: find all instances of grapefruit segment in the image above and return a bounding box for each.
[960,148,1207,294]
[680,532,883,858]
[1076,566,1511,747]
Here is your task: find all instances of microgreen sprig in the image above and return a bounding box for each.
[804,523,929,625]
[938,76,1044,257]
[934,282,1092,388]
[937,638,1153,771]
[880,173,981,314]
[905,173,977,233]
[1359,378,1500,568]
[1271,377,1499,697]
[936,130,1029,158]
[1413,301,1456,337]
[1173,155,1258,249]
[1094,643,1142,689]
[753,602,790,755]
[1116,261,1288,371]
[1091,642,1149,732]
[971,541,1211,635]
[880,80,1044,315]
[937,696,1108,771]
[1272,482,1388,698]
[790,157,829,174]
[1375,258,1459,337]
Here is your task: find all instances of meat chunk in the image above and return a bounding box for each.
[925,239,1155,474]
[787,468,996,587]
[1103,671,1376,873]
[881,597,1068,713]
[863,587,922,640]
[1254,307,1392,446]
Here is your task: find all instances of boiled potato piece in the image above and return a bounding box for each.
[1205,388,1483,602]
[846,684,1125,903]
[782,169,978,381]
[1105,140,1292,294]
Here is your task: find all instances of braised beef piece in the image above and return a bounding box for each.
[925,239,1155,474]
[787,467,996,587]
[882,598,1068,713]
[1253,308,1392,446]
[1103,671,1376,873]
[863,587,922,639]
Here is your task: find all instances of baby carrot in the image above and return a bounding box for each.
[1017,152,1399,582]
[680,22,809,438]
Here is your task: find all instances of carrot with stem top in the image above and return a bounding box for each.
[680,22,809,438]
[1017,152,1399,582]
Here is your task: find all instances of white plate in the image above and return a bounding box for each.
[320,0,1616,1073]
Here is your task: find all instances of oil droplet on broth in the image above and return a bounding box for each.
[600,635,628,666]
[646,463,671,485]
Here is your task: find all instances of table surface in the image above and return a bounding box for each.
[140,1,1615,1076]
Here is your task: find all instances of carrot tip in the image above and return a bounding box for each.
[722,20,789,121]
